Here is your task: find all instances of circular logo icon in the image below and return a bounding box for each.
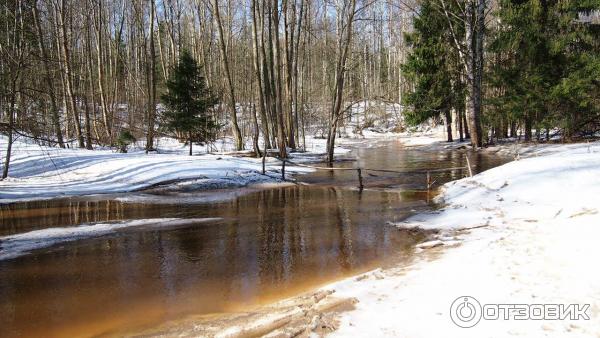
[450,296,482,328]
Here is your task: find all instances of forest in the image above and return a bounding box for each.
[2,1,600,337]
[1,0,599,177]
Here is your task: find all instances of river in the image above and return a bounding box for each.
[0,140,508,337]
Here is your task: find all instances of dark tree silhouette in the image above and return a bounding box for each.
[161,50,219,156]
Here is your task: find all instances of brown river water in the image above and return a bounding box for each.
[0,140,508,337]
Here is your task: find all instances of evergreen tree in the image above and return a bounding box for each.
[402,0,463,142]
[548,1,600,139]
[489,0,600,140]
[161,50,219,155]
[405,0,599,144]
[489,0,562,141]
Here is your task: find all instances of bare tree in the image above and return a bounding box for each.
[1,0,420,166]
[211,0,244,151]
[326,0,358,163]
[32,0,65,148]
[146,0,157,152]
[2,0,27,178]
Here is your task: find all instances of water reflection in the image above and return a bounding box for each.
[302,140,505,189]
[0,187,426,338]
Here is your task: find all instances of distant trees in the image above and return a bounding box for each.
[2,0,412,166]
[1,0,598,177]
[211,0,243,152]
[161,50,218,156]
[402,0,460,142]
[403,0,600,145]
[488,0,600,141]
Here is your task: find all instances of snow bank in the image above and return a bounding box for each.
[0,136,321,203]
[2,121,426,203]
[395,125,449,147]
[323,140,600,337]
[0,218,221,261]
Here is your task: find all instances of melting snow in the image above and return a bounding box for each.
[0,218,221,261]
[322,140,600,337]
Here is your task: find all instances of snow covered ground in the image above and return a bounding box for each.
[4,122,600,337]
[321,140,600,337]
[0,99,413,203]
[0,116,426,203]
[0,135,353,203]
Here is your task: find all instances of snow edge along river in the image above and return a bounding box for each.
[0,218,223,261]
[0,134,369,203]
[324,140,600,338]
[0,127,445,204]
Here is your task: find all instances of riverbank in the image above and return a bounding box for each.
[0,124,437,204]
[0,134,363,203]
[324,139,600,337]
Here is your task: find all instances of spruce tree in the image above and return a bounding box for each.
[161,50,219,155]
[402,0,462,142]
[489,0,600,140]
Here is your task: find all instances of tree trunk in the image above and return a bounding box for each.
[502,117,509,138]
[524,113,532,141]
[326,0,357,163]
[445,109,453,142]
[464,0,484,148]
[146,0,157,152]
[58,0,84,148]
[510,121,516,138]
[458,107,464,142]
[292,0,305,148]
[94,0,112,143]
[282,0,296,149]
[2,79,17,179]
[212,0,244,151]
[270,0,288,157]
[260,2,276,150]
[33,1,64,148]
[251,0,271,151]
[251,103,261,157]
[463,109,471,139]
